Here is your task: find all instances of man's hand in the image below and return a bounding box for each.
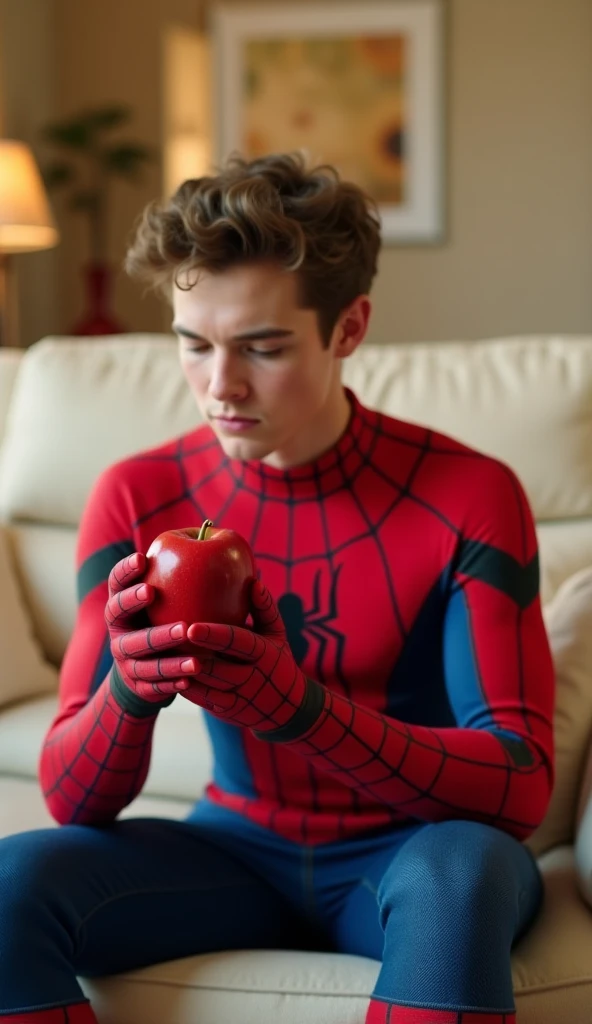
[106,551,200,708]
[183,580,318,734]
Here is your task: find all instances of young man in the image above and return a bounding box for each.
[0,153,554,1024]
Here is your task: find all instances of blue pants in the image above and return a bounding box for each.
[0,799,543,1016]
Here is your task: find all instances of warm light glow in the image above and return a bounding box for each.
[163,27,213,197]
[166,132,211,194]
[0,140,59,253]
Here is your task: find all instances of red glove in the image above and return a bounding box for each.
[184,579,325,738]
[106,551,199,711]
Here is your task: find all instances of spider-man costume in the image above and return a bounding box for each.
[0,389,553,1023]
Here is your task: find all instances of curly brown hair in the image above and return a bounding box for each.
[125,151,381,346]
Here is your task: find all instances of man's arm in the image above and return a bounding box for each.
[39,465,164,826]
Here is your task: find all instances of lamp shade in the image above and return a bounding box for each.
[0,139,59,253]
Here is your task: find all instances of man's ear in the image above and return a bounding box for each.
[333,295,372,358]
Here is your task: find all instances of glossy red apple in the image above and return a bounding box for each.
[143,519,257,655]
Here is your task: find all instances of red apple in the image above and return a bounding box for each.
[143,519,257,656]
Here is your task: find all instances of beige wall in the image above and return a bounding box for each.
[370,0,592,343]
[5,0,592,344]
[0,0,60,349]
[52,0,202,337]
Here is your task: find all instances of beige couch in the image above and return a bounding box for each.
[1,334,592,1023]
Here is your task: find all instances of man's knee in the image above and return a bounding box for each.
[377,821,528,934]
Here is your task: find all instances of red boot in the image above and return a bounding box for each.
[0,1003,97,1023]
[365,1000,516,1023]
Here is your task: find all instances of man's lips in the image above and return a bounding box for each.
[213,415,260,432]
[213,415,259,423]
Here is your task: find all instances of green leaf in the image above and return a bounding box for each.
[244,67,259,98]
[101,143,154,176]
[42,161,76,189]
[69,190,100,212]
[43,119,92,149]
[42,106,133,152]
[83,105,132,132]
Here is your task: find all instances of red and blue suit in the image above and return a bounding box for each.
[0,390,554,1023]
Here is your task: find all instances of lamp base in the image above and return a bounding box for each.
[72,262,126,336]
[0,254,19,348]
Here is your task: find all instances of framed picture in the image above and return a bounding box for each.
[212,0,445,244]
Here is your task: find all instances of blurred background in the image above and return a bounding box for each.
[0,0,591,349]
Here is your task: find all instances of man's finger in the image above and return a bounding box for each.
[249,580,286,638]
[187,622,265,660]
[192,657,260,690]
[134,678,191,701]
[111,622,188,658]
[181,680,234,712]
[108,552,145,597]
[123,655,202,682]
[105,582,154,630]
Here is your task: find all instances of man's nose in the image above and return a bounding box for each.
[208,351,249,402]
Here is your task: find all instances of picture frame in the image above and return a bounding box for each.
[212,0,445,244]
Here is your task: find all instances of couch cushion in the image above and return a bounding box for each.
[536,519,592,606]
[340,335,592,523]
[144,697,214,801]
[83,949,379,1024]
[0,347,23,449]
[6,521,77,666]
[513,845,592,1022]
[0,690,215,806]
[79,846,592,1024]
[0,695,58,778]
[0,524,58,708]
[526,567,592,856]
[0,776,192,841]
[0,335,200,525]
[3,335,592,528]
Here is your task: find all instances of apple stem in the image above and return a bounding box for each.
[198,519,214,540]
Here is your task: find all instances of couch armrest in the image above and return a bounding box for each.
[0,349,24,518]
[575,738,592,905]
[0,524,58,710]
[575,795,592,906]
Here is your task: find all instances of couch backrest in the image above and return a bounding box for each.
[0,348,25,500]
[0,349,24,447]
[1,333,592,665]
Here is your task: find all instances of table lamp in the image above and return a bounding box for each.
[0,139,59,347]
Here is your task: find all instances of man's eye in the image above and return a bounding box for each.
[249,347,284,358]
[182,345,284,358]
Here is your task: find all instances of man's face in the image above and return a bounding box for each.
[173,262,355,468]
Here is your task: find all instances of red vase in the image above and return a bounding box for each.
[72,262,126,336]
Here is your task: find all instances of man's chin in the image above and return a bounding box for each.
[215,434,271,463]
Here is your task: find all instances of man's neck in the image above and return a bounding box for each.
[262,386,352,471]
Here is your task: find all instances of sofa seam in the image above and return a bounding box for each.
[92,977,377,997]
[514,974,592,996]
[97,974,592,998]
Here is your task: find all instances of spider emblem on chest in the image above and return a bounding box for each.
[277,564,345,674]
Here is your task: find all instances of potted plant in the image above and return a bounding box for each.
[41,105,155,335]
